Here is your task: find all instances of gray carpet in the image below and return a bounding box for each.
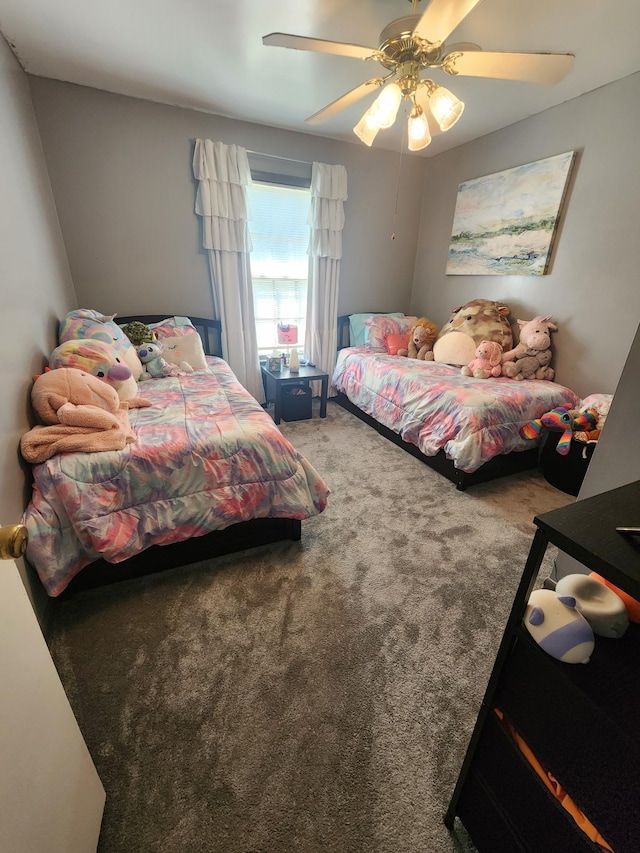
[49,400,572,853]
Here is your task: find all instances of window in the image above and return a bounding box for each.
[247,181,310,357]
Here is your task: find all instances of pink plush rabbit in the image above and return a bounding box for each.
[461,340,503,379]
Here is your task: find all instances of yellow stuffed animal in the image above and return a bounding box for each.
[398,318,438,361]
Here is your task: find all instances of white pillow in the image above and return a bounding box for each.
[162,334,208,371]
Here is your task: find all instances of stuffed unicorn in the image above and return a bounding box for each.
[58,309,143,380]
[49,339,151,407]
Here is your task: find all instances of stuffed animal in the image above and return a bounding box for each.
[501,315,557,380]
[58,309,144,381]
[521,402,598,455]
[122,320,156,347]
[461,340,503,379]
[432,299,513,366]
[136,341,177,380]
[556,574,628,639]
[48,339,151,407]
[524,589,594,664]
[20,367,136,463]
[573,394,612,443]
[398,318,438,360]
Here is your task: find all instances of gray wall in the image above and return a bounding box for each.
[0,37,77,620]
[555,322,640,580]
[27,78,427,321]
[411,72,640,399]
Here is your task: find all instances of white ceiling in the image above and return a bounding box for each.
[2,0,640,157]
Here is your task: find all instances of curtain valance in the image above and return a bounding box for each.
[193,139,252,252]
[307,163,347,260]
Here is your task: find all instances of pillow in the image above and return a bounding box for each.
[162,333,208,371]
[364,315,418,351]
[384,332,410,356]
[148,316,198,339]
[348,313,404,347]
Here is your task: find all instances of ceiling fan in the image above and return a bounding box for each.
[263,0,575,150]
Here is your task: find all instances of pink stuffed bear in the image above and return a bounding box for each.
[501,315,557,381]
[461,340,503,379]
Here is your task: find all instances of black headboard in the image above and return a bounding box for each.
[337,315,351,349]
[336,313,400,350]
[117,315,223,358]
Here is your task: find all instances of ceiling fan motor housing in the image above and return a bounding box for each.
[378,15,442,71]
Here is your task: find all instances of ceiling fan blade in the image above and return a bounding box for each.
[412,0,485,46]
[442,50,575,85]
[305,78,384,124]
[263,32,377,61]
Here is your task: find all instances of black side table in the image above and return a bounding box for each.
[261,363,329,425]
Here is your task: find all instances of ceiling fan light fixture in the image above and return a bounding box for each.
[353,106,382,146]
[369,82,403,129]
[427,84,465,131]
[407,105,431,151]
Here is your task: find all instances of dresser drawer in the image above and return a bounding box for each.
[458,708,601,853]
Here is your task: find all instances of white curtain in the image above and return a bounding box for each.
[192,138,264,402]
[305,162,347,395]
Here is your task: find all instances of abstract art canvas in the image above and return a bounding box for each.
[446,151,575,275]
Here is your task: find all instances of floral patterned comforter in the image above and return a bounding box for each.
[333,347,579,474]
[23,358,329,596]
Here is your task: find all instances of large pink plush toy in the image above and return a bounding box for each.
[461,340,503,379]
[501,315,557,381]
[58,309,143,381]
[21,368,136,463]
[48,339,151,406]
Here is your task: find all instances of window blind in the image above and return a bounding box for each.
[247,181,310,352]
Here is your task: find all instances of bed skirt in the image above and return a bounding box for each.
[335,392,539,491]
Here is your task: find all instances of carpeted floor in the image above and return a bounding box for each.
[49,400,572,852]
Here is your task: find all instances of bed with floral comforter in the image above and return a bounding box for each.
[332,346,580,487]
[24,356,329,596]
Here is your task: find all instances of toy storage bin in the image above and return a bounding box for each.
[281,383,312,421]
[539,430,596,496]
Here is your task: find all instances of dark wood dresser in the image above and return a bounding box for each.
[445,480,640,852]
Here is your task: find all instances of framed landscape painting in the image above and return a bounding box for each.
[446,151,576,275]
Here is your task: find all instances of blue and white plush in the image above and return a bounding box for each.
[136,341,175,380]
[524,588,595,664]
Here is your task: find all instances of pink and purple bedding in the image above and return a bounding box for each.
[24,357,329,596]
[332,347,580,474]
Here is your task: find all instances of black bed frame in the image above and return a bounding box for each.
[57,315,302,598]
[334,315,539,491]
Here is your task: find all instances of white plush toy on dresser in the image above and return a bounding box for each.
[523,589,595,663]
[556,574,628,638]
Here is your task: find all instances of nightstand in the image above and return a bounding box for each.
[261,363,329,424]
